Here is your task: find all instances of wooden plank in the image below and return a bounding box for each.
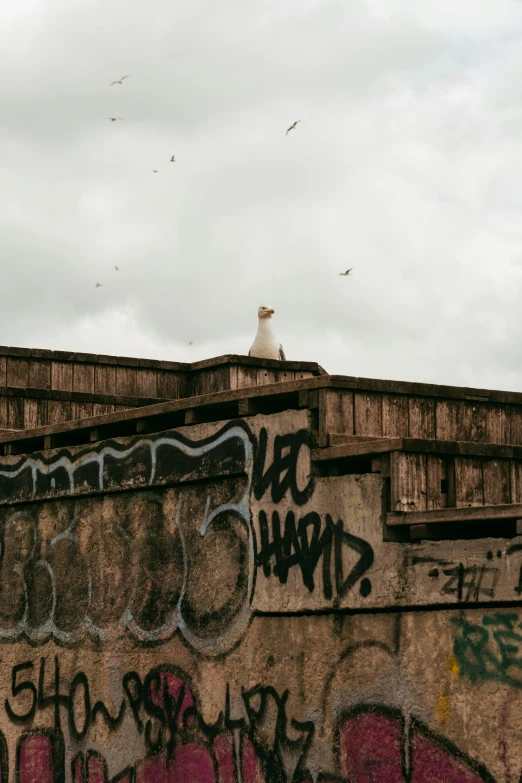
[512,463,522,504]
[483,459,511,505]
[312,439,403,462]
[487,405,510,444]
[73,363,95,393]
[115,366,137,396]
[157,371,187,399]
[318,389,354,448]
[0,356,5,387]
[236,367,258,389]
[295,371,316,380]
[51,361,73,391]
[409,396,435,439]
[28,359,50,389]
[390,452,427,512]
[8,398,24,429]
[426,455,447,510]
[459,402,488,442]
[511,407,522,445]
[6,358,29,388]
[387,502,522,527]
[48,400,72,425]
[23,399,48,430]
[455,457,483,508]
[0,376,349,446]
[93,403,115,417]
[95,365,116,395]
[435,400,459,441]
[0,398,7,429]
[136,369,157,397]
[71,402,94,420]
[382,394,409,438]
[354,392,382,437]
[257,369,278,386]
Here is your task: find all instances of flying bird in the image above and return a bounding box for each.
[249,306,286,361]
[153,170,158,173]
[109,76,129,86]
[95,283,102,288]
[115,265,119,271]
[286,120,301,135]
[170,156,176,162]
[339,269,352,276]
[188,341,192,345]
[109,117,123,122]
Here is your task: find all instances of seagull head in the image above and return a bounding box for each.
[258,305,275,319]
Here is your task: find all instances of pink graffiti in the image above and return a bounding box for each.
[339,708,493,783]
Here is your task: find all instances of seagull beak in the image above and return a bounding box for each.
[269,309,275,314]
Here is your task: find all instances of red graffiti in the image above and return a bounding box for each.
[339,707,494,783]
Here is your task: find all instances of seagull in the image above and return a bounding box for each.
[115,265,119,271]
[109,76,129,86]
[286,120,301,135]
[109,117,123,122]
[249,306,286,361]
[153,170,158,173]
[95,283,102,288]
[339,269,352,276]
[170,155,176,162]
[188,341,192,345]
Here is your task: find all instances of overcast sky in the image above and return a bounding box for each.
[2,0,522,390]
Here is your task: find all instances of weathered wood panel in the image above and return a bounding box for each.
[319,390,354,443]
[51,361,73,391]
[28,359,51,389]
[236,367,258,389]
[23,399,48,430]
[455,457,483,507]
[511,407,522,445]
[0,398,7,429]
[382,395,409,438]
[7,397,24,429]
[73,363,95,393]
[136,369,157,398]
[71,402,94,420]
[426,455,447,510]
[354,392,382,437]
[95,365,116,395]
[408,396,435,439]
[0,357,5,387]
[483,459,511,505]
[256,369,278,386]
[48,400,72,425]
[487,405,510,444]
[156,371,187,399]
[390,452,427,512]
[93,403,115,417]
[115,367,137,396]
[6,358,29,388]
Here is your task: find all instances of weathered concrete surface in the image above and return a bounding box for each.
[0,409,518,782]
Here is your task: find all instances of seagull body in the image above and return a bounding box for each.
[110,76,129,86]
[115,265,119,271]
[249,306,286,361]
[339,268,352,276]
[286,120,301,135]
[109,117,123,121]
[95,283,102,287]
[153,170,158,173]
[170,155,176,162]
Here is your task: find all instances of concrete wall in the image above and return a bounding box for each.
[0,409,518,782]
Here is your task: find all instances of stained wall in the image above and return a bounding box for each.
[0,408,518,783]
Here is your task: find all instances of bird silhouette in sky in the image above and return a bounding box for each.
[109,117,123,122]
[170,155,176,162]
[188,341,193,345]
[110,76,129,86]
[153,170,158,173]
[95,283,102,288]
[339,269,352,276]
[115,266,119,271]
[286,120,301,135]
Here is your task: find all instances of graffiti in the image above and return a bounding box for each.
[0,663,496,783]
[256,511,373,603]
[452,612,522,689]
[408,556,501,603]
[335,705,494,783]
[253,428,314,506]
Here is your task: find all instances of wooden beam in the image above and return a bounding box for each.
[387,502,522,527]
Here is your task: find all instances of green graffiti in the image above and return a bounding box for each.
[452,613,522,688]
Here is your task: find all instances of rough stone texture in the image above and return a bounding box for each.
[0,408,518,782]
